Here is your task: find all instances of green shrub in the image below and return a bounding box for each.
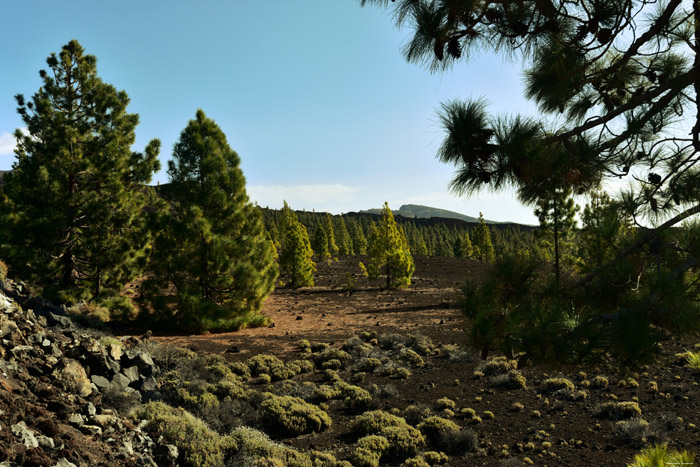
[398,348,425,367]
[313,383,344,402]
[230,426,313,467]
[381,424,425,459]
[259,393,332,437]
[540,378,575,393]
[435,398,456,411]
[357,357,383,373]
[0,259,7,282]
[627,444,696,467]
[595,401,642,420]
[313,348,352,368]
[417,417,477,454]
[248,354,298,380]
[349,410,407,436]
[481,357,517,376]
[342,384,373,412]
[590,375,609,388]
[130,402,236,466]
[489,370,527,390]
[403,405,431,425]
[423,451,448,465]
[402,457,430,467]
[684,350,700,371]
[356,435,390,454]
[351,447,382,467]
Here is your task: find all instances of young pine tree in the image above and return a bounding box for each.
[324,213,339,257]
[534,187,579,283]
[471,213,495,263]
[367,202,415,288]
[312,226,331,261]
[349,219,368,255]
[459,231,473,259]
[280,215,315,288]
[335,216,354,255]
[142,110,278,331]
[0,40,160,304]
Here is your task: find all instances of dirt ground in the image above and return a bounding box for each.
[154,256,487,357]
[151,256,700,466]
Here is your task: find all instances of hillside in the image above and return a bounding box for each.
[360,204,502,224]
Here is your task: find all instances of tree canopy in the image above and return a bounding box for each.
[0,40,160,304]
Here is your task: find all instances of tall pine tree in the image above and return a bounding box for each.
[324,213,339,257]
[312,226,331,261]
[472,213,495,263]
[367,202,415,288]
[0,40,160,304]
[280,219,316,288]
[141,110,277,331]
[535,187,579,282]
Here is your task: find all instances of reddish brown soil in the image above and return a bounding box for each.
[154,256,487,357]
[152,256,700,466]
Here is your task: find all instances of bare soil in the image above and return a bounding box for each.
[152,256,700,466]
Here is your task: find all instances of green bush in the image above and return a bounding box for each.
[259,393,332,437]
[230,426,313,467]
[349,410,407,436]
[0,259,7,282]
[381,424,425,459]
[489,370,527,390]
[417,417,477,454]
[130,402,237,466]
[627,444,696,467]
[540,378,575,393]
[595,401,642,420]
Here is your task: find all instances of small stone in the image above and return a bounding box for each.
[91,375,111,390]
[268,322,276,328]
[139,376,158,392]
[111,373,131,391]
[68,414,85,427]
[122,365,140,383]
[53,458,78,467]
[80,424,102,436]
[296,316,303,320]
[92,414,115,427]
[36,435,55,449]
[11,421,38,448]
[82,402,97,417]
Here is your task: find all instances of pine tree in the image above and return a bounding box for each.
[349,219,368,254]
[535,187,579,282]
[367,202,415,288]
[0,40,160,304]
[141,110,277,331]
[312,226,331,261]
[324,213,339,257]
[336,216,354,255]
[471,213,495,263]
[280,216,315,288]
[459,231,473,259]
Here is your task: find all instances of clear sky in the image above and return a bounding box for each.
[0,1,540,224]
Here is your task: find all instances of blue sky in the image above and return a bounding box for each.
[0,1,540,224]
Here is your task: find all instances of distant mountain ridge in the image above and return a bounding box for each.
[360,204,501,224]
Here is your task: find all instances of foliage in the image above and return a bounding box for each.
[367,202,415,288]
[627,444,696,467]
[0,40,160,304]
[534,187,579,282]
[258,393,332,437]
[130,402,237,466]
[324,213,339,257]
[281,218,316,288]
[361,0,700,363]
[139,110,277,331]
[471,213,495,262]
[312,226,331,261]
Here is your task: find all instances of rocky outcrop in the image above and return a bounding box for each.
[0,277,168,466]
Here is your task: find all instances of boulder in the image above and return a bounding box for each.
[57,359,92,397]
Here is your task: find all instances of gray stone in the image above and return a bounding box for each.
[122,365,140,383]
[47,312,73,328]
[92,414,115,427]
[139,376,158,392]
[11,421,38,448]
[82,402,97,417]
[68,413,85,427]
[91,374,111,390]
[36,434,55,449]
[80,424,102,436]
[111,372,131,391]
